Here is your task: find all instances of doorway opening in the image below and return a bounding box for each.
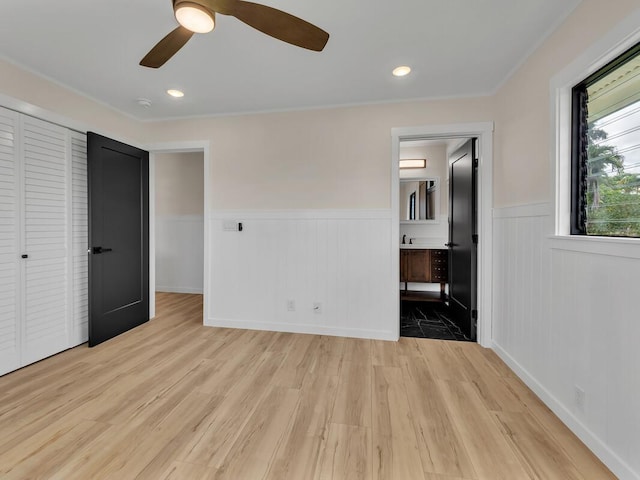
[398,137,474,341]
[148,142,211,323]
[391,123,493,347]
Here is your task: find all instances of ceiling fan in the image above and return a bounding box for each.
[140,0,330,68]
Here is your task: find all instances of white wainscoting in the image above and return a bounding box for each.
[155,214,204,294]
[492,203,640,480]
[207,209,396,340]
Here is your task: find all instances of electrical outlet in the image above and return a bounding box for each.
[313,302,322,314]
[574,385,586,412]
[287,299,295,312]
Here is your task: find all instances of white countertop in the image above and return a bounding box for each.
[400,243,447,250]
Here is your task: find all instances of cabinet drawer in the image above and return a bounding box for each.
[431,265,448,282]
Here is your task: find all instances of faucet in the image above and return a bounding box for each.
[409,238,413,244]
[402,234,406,244]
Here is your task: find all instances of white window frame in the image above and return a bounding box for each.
[550,9,640,256]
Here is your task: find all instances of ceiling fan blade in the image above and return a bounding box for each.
[207,0,329,51]
[140,26,195,68]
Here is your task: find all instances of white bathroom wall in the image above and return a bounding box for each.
[155,152,204,294]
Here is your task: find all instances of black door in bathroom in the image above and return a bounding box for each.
[448,138,477,341]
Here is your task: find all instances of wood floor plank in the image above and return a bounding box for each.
[317,423,372,480]
[372,365,426,480]
[372,340,400,367]
[418,339,471,382]
[0,420,111,479]
[342,337,371,364]
[447,342,527,413]
[211,385,300,479]
[503,376,618,479]
[271,333,317,388]
[265,374,339,480]
[309,335,344,377]
[400,355,477,478]
[179,351,286,467]
[436,379,534,480]
[395,336,423,358]
[0,293,616,480]
[112,392,224,480]
[159,461,218,480]
[331,360,372,427]
[493,410,585,480]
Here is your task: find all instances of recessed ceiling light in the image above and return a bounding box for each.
[392,66,411,77]
[167,89,185,98]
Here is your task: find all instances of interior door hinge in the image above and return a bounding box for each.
[473,158,479,167]
[471,309,478,320]
[472,234,479,244]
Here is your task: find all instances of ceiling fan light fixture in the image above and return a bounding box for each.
[175,3,215,33]
[393,66,412,77]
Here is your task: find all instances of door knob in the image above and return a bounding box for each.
[92,246,113,254]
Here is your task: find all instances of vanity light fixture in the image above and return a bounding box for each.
[393,65,411,77]
[167,89,185,98]
[399,158,426,169]
[175,3,215,33]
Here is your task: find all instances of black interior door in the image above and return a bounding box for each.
[87,133,149,347]
[448,138,477,341]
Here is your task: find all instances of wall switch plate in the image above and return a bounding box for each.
[223,221,242,231]
[313,302,322,314]
[287,299,295,312]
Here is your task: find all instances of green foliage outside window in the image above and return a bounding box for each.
[586,124,640,237]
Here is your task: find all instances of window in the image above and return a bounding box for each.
[571,42,640,237]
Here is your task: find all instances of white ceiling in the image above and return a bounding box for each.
[0,0,581,121]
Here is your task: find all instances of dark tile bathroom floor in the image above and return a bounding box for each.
[400,301,471,341]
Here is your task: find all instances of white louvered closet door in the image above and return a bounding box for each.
[0,108,20,376]
[71,132,88,344]
[20,115,70,365]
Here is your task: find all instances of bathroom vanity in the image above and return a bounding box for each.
[400,247,448,301]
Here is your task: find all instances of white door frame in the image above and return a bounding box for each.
[391,122,494,347]
[146,141,211,322]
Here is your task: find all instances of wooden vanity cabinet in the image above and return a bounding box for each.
[400,248,448,300]
[400,249,430,282]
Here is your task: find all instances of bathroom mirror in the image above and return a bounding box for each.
[400,178,439,223]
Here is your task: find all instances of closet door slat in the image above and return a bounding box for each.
[0,108,20,376]
[71,132,88,344]
[20,115,69,365]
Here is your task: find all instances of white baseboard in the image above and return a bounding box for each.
[205,317,396,341]
[491,342,638,480]
[156,286,204,294]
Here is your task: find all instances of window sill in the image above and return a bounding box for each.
[548,235,640,259]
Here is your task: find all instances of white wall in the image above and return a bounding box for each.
[138,96,492,347]
[491,2,640,479]
[208,210,394,340]
[155,152,204,294]
[0,58,142,147]
[493,204,640,479]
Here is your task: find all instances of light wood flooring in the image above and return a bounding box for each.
[0,293,615,479]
